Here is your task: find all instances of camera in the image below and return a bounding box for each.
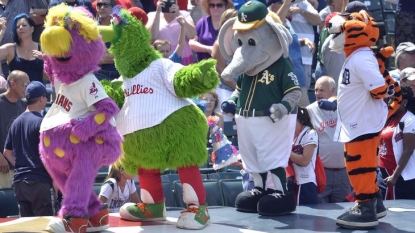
[162,0,176,13]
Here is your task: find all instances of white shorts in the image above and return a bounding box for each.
[235,114,296,173]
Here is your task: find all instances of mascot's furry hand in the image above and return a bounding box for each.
[221,100,236,115]
[101,80,125,109]
[174,58,219,98]
[266,103,288,122]
[70,116,100,141]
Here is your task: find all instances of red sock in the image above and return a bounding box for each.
[138,168,163,203]
[177,166,206,206]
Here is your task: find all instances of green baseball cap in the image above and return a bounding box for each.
[233,1,268,31]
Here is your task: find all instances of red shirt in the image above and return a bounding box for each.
[378,113,405,170]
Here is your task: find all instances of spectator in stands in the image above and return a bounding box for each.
[318,0,343,30]
[201,90,224,129]
[94,0,120,80]
[92,0,144,13]
[49,0,96,17]
[378,86,415,200]
[290,106,319,205]
[99,161,140,213]
[307,76,351,203]
[189,0,208,24]
[315,12,345,85]
[2,81,54,217]
[147,0,196,65]
[211,8,237,121]
[288,0,321,106]
[153,16,188,63]
[399,67,415,93]
[395,0,415,46]
[267,0,312,107]
[0,0,48,77]
[0,14,45,83]
[189,0,234,61]
[390,42,415,81]
[0,71,28,189]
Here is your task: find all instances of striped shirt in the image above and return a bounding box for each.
[116,58,193,135]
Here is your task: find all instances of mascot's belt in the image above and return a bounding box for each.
[236,108,267,117]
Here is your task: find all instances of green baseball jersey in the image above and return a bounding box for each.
[235,57,300,112]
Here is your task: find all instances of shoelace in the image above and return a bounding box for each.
[249,189,262,195]
[269,192,283,198]
[137,203,147,213]
[181,207,199,214]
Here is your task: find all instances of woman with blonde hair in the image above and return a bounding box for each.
[98,161,140,213]
[189,0,234,61]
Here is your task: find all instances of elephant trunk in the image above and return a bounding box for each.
[221,49,256,81]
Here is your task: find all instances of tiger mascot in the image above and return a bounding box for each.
[327,10,402,229]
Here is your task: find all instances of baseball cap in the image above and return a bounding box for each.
[400,67,415,81]
[233,1,268,31]
[128,7,148,25]
[325,12,339,28]
[341,1,368,15]
[25,81,53,99]
[396,42,415,56]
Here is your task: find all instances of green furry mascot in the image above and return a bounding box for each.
[99,6,218,230]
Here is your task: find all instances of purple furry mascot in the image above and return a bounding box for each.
[38,4,123,233]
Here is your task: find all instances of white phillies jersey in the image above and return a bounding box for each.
[40,73,115,132]
[334,48,388,142]
[116,58,193,135]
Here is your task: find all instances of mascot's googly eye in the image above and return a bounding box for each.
[347,15,355,20]
[237,39,243,46]
[248,38,256,46]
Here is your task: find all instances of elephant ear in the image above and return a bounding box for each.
[265,12,292,58]
[218,17,238,61]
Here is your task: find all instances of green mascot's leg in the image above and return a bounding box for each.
[257,168,296,216]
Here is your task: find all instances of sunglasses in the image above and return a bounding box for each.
[209,3,225,8]
[97,3,112,8]
[15,81,30,87]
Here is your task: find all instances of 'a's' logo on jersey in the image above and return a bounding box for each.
[257,70,274,85]
[89,82,98,95]
[288,72,299,85]
[342,68,350,85]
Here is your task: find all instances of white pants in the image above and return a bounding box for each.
[235,114,296,173]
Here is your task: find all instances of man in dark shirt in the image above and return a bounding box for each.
[49,0,95,17]
[0,71,28,188]
[3,81,54,217]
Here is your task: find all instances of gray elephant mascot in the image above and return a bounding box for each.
[219,1,301,216]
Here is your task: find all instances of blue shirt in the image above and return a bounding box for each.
[169,51,183,64]
[4,111,52,185]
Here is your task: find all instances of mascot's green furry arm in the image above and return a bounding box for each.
[98,7,218,230]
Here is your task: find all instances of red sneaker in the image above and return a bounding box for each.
[87,204,109,232]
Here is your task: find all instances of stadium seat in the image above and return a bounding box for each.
[0,188,19,218]
[219,179,244,207]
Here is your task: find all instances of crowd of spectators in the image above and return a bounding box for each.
[0,0,414,219]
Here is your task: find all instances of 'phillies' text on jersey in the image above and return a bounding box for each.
[124,84,154,97]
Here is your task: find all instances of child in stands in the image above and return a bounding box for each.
[98,161,140,213]
[289,107,319,205]
[152,15,187,64]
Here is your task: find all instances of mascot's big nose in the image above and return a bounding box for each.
[99,26,116,43]
[221,48,256,81]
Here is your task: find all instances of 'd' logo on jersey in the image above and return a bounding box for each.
[89,82,98,95]
[257,70,274,85]
[342,68,350,85]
